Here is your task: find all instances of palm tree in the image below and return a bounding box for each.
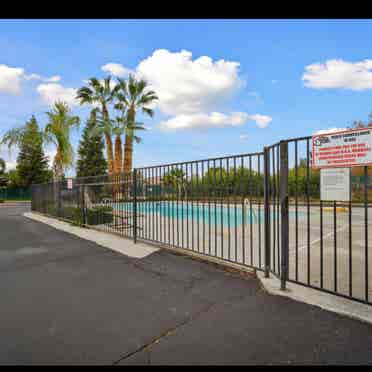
[44,101,80,182]
[76,77,119,175]
[112,100,127,176]
[115,75,158,175]
[163,168,186,199]
[0,115,39,152]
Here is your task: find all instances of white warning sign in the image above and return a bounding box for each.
[320,168,350,201]
[67,178,73,190]
[312,128,372,169]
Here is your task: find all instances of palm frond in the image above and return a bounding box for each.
[142,107,154,118]
[1,127,25,150]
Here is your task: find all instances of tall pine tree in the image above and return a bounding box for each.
[76,110,107,178]
[16,116,52,187]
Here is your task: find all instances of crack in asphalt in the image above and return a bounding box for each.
[111,300,217,365]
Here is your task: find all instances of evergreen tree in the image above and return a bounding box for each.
[16,116,52,187]
[76,110,107,178]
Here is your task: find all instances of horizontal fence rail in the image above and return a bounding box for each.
[31,135,372,306]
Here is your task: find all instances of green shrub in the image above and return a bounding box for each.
[0,199,4,203]
[86,206,113,225]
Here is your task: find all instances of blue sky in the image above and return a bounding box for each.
[1,19,372,174]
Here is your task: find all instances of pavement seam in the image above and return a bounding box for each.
[111,300,217,365]
[111,285,257,365]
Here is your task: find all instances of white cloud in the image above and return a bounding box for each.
[134,49,273,132]
[239,134,249,140]
[314,127,346,135]
[159,111,272,131]
[44,75,61,83]
[37,83,78,107]
[249,114,272,128]
[0,64,24,95]
[24,73,61,83]
[101,63,132,77]
[136,49,244,116]
[0,65,62,96]
[24,73,42,81]
[303,59,372,90]
[159,112,249,131]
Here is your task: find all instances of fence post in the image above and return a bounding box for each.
[81,184,87,226]
[264,146,271,278]
[280,140,289,290]
[133,169,137,244]
[57,181,62,218]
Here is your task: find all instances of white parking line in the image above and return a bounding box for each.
[289,224,349,253]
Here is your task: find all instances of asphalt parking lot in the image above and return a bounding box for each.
[1,203,372,365]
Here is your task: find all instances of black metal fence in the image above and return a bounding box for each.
[31,136,372,306]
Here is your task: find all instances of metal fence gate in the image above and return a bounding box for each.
[31,136,372,306]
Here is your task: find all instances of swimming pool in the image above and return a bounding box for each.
[113,201,303,227]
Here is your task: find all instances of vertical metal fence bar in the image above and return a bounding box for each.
[277,144,280,276]
[133,169,137,243]
[320,199,324,289]
[280,141,289,290]
[306,138,310,285]
[220,159,224,260]
[349,199,352,297]
[213,159,217,257]
[208,160,211,256]
[202,161,206,255]
[241,156,246,265]
[264,147,271,278]
[196,162,200,253]
[234,157,238,263]
[258,154,262,269]
[186,163,189,250]
[191,163,194,251]
[365,166,369,303]
[334,200,337,293]
[227,159,231,260]
[295,140,299,281]
[274,147,277,274]
[249,155,253,266]
[181,164,185,249]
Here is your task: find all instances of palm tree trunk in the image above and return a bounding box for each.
[53,150,63,215]
[114,134,122,175]
[123,106,135,176]
[123,132,133,176]
[113,134,123,196]
[53,150,63,182]
[104,133,114,175]
[102,102,114,175]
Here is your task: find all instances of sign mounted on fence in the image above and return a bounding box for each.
[67,178,73,190]
[312,127,372,168]
[320,167,350,201]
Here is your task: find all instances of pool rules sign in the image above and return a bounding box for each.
[311,127,372,201]
[320,168,350,201]
[312,127,372,169]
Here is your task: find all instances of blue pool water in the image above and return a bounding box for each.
[113,201,302,227]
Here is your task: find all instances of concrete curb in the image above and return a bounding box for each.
[23,212,159,259]
[257,271,372,325]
